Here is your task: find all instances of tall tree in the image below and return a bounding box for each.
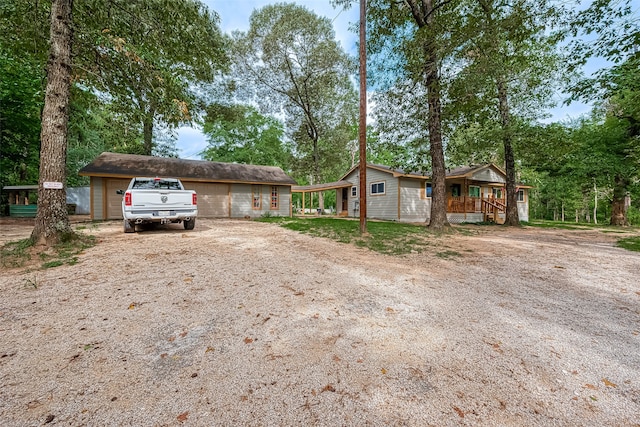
[232,3,357,207]
[73,0,229,155]
[366,0,458,229]
[567,0,639,225]
[449,0,563,225]
[0,48,43,192]
[202,104,292,169]
[30,0,74,245]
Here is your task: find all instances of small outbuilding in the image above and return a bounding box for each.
[79,152,297,220]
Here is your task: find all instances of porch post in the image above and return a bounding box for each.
[463,178,467,220]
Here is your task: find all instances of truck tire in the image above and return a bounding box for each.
[183,218,195,230]
[124,219,135,233]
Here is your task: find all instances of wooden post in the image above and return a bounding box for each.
[358,0,367,234]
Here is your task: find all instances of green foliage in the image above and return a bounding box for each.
[202,104,292,169]
[73,0,229,154]
[567,0,639,102]
[232,3,357,184]
[0,48,44,193]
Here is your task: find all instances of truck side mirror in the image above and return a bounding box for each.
[116,190,124,195]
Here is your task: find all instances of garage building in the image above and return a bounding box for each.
[79,152,297,220]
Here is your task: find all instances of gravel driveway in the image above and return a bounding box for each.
[0,218,639,426]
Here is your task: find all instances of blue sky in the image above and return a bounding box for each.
[176,0,633,159]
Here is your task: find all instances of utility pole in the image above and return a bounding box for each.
[359,0,367,234]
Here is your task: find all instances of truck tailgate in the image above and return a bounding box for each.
[130,190,194,209]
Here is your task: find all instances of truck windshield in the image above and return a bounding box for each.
[132,179,181,190]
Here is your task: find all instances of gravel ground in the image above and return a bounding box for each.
[0,218,639,426]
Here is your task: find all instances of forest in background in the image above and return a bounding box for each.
[1,0,638,225]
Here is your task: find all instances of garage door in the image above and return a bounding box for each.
[105,178,130,219]
[183,182,229,217]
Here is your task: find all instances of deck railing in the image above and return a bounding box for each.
[447,196,505,214]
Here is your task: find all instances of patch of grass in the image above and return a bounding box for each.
[42,260,64,268]
[258,217,432,255]
[436,249,461,259]
[525,220,639,233]
[617,236,640,252]
[1,232,96,269]
[1,239,32,268]
[524,220,588,230]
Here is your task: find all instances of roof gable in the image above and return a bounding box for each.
[79,152,297,185]
[447,164,506,183]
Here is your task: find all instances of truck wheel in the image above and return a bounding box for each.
[124,219,135,233]
[183,218,195,230]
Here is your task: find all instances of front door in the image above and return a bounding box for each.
[342,188,348,211]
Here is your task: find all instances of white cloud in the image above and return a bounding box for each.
[176,126,208,159]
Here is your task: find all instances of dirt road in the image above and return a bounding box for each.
[1,218,639,426]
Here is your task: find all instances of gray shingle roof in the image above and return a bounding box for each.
[79,152,297,185]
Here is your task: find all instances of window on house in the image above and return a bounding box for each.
[351,186,357,197]
[516,189,525,202]
[469,186,480,198]
[252,185,262,209]
[492,188,503,199]
[371,181,385,195]
[425,183,432,198]
[270,186,279,209]
[451,183,461,197]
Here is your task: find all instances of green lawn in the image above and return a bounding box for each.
[617,236,640,252]
[257,217,460,255]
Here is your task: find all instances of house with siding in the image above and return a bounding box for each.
[294,163,530,224]
[79,152,296,220]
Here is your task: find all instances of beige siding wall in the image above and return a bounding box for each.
[344,168,399,220]
[230,184,290,218]
[471,168,506,183]
[105,178,130,219]
[399,178,430,222]
[183,182,229,217]
[91,177,104,220]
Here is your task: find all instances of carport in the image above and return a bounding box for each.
[291,180,353,216]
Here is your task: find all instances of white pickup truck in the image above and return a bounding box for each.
[117,177,197,233]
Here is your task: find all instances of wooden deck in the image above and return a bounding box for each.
[448,196,506,223]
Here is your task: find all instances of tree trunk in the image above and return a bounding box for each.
[593,180,598,225]
[496,78,519,226]
[421,2,449,230]
[610,175,629,226]
[143,112,154,156]
[31,0,74,246]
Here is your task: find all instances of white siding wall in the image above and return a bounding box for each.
[518,189,529,221]
[345,175,359,217]
[67,187,90,214]
[399,178,430,222]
